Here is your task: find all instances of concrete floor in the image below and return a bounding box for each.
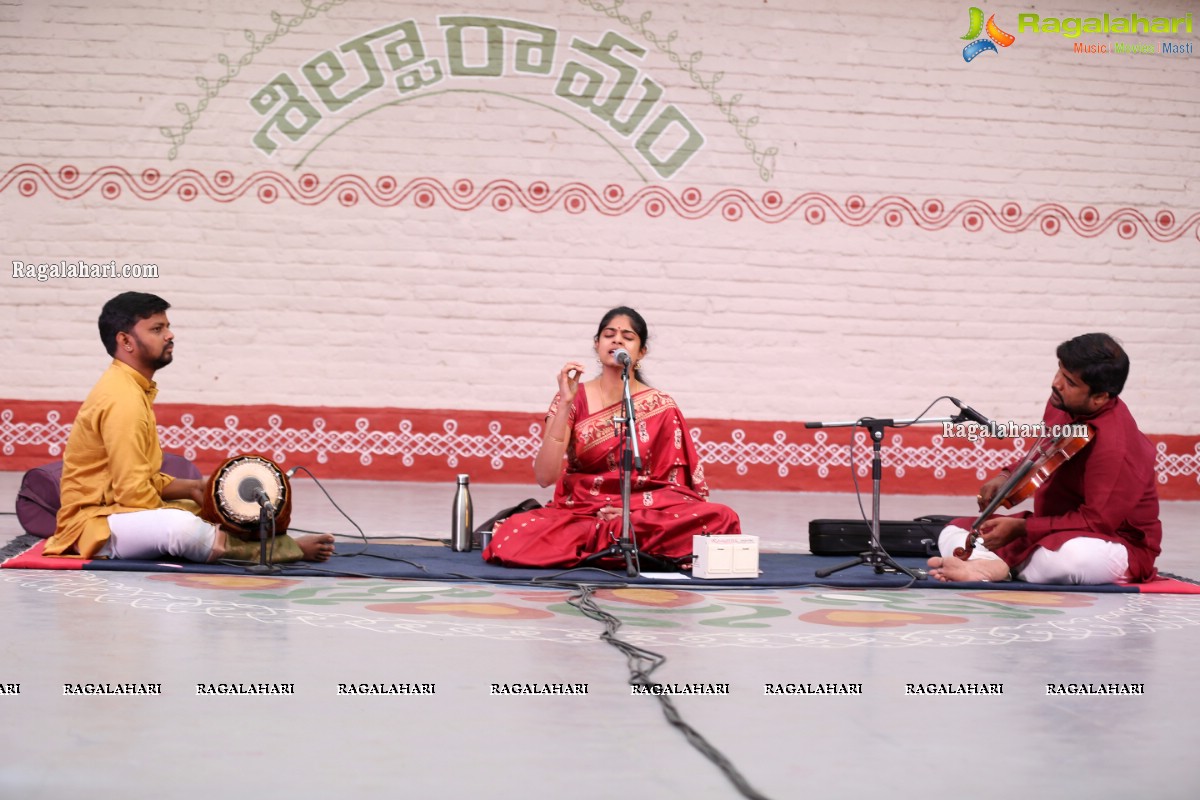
[2,471,1199,800]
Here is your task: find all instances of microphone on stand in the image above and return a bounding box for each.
[236,476,275,514]
[253,489,276,516]
[950,397,1000,435]
[613,347,632,374]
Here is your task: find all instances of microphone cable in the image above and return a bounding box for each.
[238,470,776,799]
[567,582,775,800]
[285,465,445,557]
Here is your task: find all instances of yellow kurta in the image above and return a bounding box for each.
[45,360,192,557]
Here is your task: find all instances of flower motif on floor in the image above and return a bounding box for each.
[960,591,1096,608]
[799,609,970,628]
[593,588,706,607]
[147,574,302,591]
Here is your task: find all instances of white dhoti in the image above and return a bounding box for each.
[938,525,1129,585]
[97,508,218,562]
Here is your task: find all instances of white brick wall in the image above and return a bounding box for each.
[2,0,1198,432]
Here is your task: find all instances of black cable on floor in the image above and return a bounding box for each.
[259,467,815,794]
[567,583,775,800]
[286,465,376,557]
[210,512,774,799]
[289,527,446,545]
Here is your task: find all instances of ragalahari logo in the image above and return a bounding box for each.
[962,7,1016,61]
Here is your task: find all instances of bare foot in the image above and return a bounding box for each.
[927,554,1010,582]
[297,533,335,562]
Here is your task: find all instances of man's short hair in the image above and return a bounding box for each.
[1056,332,1129,397]
[98,292,171,356]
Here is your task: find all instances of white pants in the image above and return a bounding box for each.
[938,525,1130,585]
[97,509,218,562]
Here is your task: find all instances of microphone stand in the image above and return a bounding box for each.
[808,411,970,580]
[577,359,670,578]
[615,361,642,577]
[246,500,281,575]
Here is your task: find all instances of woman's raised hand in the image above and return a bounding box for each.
[557,361,587,403]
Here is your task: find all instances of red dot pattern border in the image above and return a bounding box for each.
[4,164,1197,241]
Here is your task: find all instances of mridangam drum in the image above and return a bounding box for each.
[200,454,293,538]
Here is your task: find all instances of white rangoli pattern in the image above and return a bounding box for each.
[2,408,1197,486]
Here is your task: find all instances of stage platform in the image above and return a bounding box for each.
[2,472,1199,800]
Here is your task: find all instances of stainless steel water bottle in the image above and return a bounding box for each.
[451,474,473,552]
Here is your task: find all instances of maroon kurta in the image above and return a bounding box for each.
[987,397,1162,582]
[482,387,741,568]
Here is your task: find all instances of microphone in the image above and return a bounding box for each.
[235,475,275,513]
[950,397,997,429]
[252,489,274,512]
[238,476,264,504]
[613,348,632,371]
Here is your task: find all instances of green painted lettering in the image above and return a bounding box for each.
[1017,13,1040,33]
[302,22,412,112]
[441,16,557,77]
[250,75,322,155]
[556,32,663,137]
[385,21,443,94]
[636,106,704,179]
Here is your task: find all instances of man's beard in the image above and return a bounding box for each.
[150,349,173,370]
[135,337,173,370]
[1050,389,1091,417]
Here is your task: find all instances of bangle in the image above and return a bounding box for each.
[547,434,565,444]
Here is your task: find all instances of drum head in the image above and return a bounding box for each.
[201,454,292,535]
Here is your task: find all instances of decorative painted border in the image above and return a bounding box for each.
[158,0,349,161]
[3,165,1197,239]
[3,401,1197,498]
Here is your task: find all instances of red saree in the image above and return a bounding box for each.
[481,387,742,568]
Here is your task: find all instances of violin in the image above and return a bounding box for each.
[953,425,1094,559]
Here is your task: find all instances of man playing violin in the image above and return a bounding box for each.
[928,332,1162,584]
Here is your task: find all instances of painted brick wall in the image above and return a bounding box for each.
[1,0,1197,492]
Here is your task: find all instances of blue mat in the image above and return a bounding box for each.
[75,543,1144,592]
